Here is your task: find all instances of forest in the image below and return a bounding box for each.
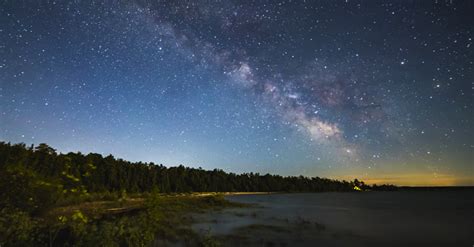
[0,142,395,246]
[0,142,380,196]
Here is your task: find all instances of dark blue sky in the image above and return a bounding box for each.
[1,1,472,185]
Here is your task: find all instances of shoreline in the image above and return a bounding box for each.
[190,191,277,197]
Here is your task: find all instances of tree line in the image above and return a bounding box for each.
[0,141,395,246]
[0,142,376,195]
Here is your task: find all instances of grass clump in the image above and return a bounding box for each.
[0,193,242,246]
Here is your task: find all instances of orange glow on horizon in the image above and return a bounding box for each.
[335,173,474,187]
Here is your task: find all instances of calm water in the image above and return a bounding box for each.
[193,191,474,246]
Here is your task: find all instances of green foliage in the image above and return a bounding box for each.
[0,141,384,246]
[0,142,368,196]
[58,213,157,247]
[64,194,231,246]
[0,165,62,215]
[0,208,39,246]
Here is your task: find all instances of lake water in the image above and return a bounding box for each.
[192,191,474,246]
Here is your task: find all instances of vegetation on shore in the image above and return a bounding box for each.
[1,191,241,246]
[0,142,382,195]
[0,141,393,245]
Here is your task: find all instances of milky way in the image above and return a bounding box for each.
[1,1,473,185]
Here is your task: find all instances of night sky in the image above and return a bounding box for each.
[1,1,473,186]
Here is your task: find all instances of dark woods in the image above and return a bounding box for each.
[0,142,370,198]
[0,142,397,246]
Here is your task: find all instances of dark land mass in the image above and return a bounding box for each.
[1,141,470,246]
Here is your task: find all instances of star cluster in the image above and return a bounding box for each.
[1,1,472,185]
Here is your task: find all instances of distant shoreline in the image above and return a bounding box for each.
[187,187,474,197]
[398,186,474,191]
[190,192,277,197]
[191,187,474,196]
